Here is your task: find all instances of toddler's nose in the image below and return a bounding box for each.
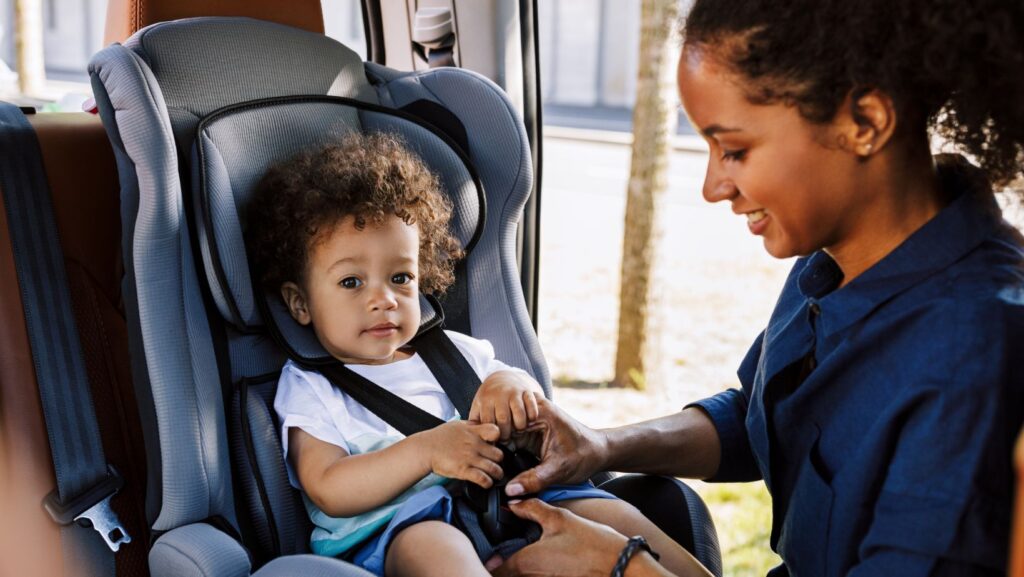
[367,285,398,311]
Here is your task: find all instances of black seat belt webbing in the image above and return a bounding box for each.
[413,325,480,419]
[318,362,445,437]
[316,324,483,437]
[0,102,130,574]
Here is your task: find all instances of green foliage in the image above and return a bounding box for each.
[627,367,648,391]
[695,481,781,577]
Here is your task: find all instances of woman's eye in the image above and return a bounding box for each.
[391,273,414,285]
[722,149,747,162]
[339,277,362,289]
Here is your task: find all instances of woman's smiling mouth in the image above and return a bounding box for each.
[746,210,769,234]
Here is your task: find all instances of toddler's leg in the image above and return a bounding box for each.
[384,520,489,577]
[557,498,711,577]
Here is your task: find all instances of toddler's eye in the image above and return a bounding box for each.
[391,273,414,285]
[339,277,363,289]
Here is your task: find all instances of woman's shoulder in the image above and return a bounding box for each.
[884,280,1024,388]
[916,230,1024,319]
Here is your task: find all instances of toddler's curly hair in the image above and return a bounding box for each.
[245,132,463,295]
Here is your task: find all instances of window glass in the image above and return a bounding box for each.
[322,0,367,60]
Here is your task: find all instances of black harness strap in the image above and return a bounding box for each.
[412,324,480,419]
[315,324,482,437]
[317,362,445,437]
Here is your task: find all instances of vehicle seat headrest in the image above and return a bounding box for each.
[104,0,324,45]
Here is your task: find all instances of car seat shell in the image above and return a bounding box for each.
[89,14,547,575]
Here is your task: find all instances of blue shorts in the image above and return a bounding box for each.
[350,483,616,576]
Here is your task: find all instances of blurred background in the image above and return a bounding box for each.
[1,1,791,574]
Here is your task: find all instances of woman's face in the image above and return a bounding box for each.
[677,46,866,259]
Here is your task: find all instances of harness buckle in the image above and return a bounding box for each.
[43,465,132,552]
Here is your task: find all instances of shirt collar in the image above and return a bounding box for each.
[798,154,1004,338]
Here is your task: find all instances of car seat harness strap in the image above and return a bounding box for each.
[317,360,447,437]
[0,102,131,571]
[313,321,480,436]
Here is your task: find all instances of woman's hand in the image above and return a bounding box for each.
[469,370,543,441]
[492,499,670,577]
[505,397,610,496]
[417,420,504,488]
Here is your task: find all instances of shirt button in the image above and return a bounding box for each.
[809,302,821,315]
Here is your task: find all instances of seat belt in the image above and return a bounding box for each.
[315,321,482,437]
[0,102,130,575]
[413,323,480,417]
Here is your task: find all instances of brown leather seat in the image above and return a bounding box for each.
[103,0,323,45]
[0,113,146,577]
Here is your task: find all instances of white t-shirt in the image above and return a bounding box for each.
[273,330,526,556]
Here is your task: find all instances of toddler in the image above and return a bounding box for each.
[246,132,693,577]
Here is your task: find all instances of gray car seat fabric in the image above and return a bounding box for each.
[149,522,372,577]
[364,62,547,384]
[88,15,549,575]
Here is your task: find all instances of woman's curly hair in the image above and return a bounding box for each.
[682,0,1024,186]
[245,132,463,295]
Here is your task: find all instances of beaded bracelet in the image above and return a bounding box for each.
[611,535,660,577]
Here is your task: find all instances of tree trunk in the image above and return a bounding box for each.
[613,0,679,390]
[15,0,46,96]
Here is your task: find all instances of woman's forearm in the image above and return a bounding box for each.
[601,407,721,480]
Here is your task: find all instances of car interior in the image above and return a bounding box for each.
[0,1,717,576]
[1,2,1022,577]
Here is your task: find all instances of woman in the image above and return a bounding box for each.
[497,0,1024,575]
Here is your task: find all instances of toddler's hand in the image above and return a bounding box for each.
[422,420,504,488]
[469,371,542,441]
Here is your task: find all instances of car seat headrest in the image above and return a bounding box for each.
[104,0,324,45]
[121,17,376,143]
[192,95,485,362]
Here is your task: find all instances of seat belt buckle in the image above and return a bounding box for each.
[42,465,132,552]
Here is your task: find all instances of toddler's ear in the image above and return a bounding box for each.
[281,282,312,325]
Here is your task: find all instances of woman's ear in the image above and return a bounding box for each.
[281,282,311,325]
[836,87,897,158]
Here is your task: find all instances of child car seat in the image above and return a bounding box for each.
[87,4,721,576]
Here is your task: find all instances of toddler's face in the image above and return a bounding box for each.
[283,214,421,365]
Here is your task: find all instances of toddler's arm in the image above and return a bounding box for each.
[289,420,504,517]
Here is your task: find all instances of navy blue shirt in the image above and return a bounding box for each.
[693,156,1024,576]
